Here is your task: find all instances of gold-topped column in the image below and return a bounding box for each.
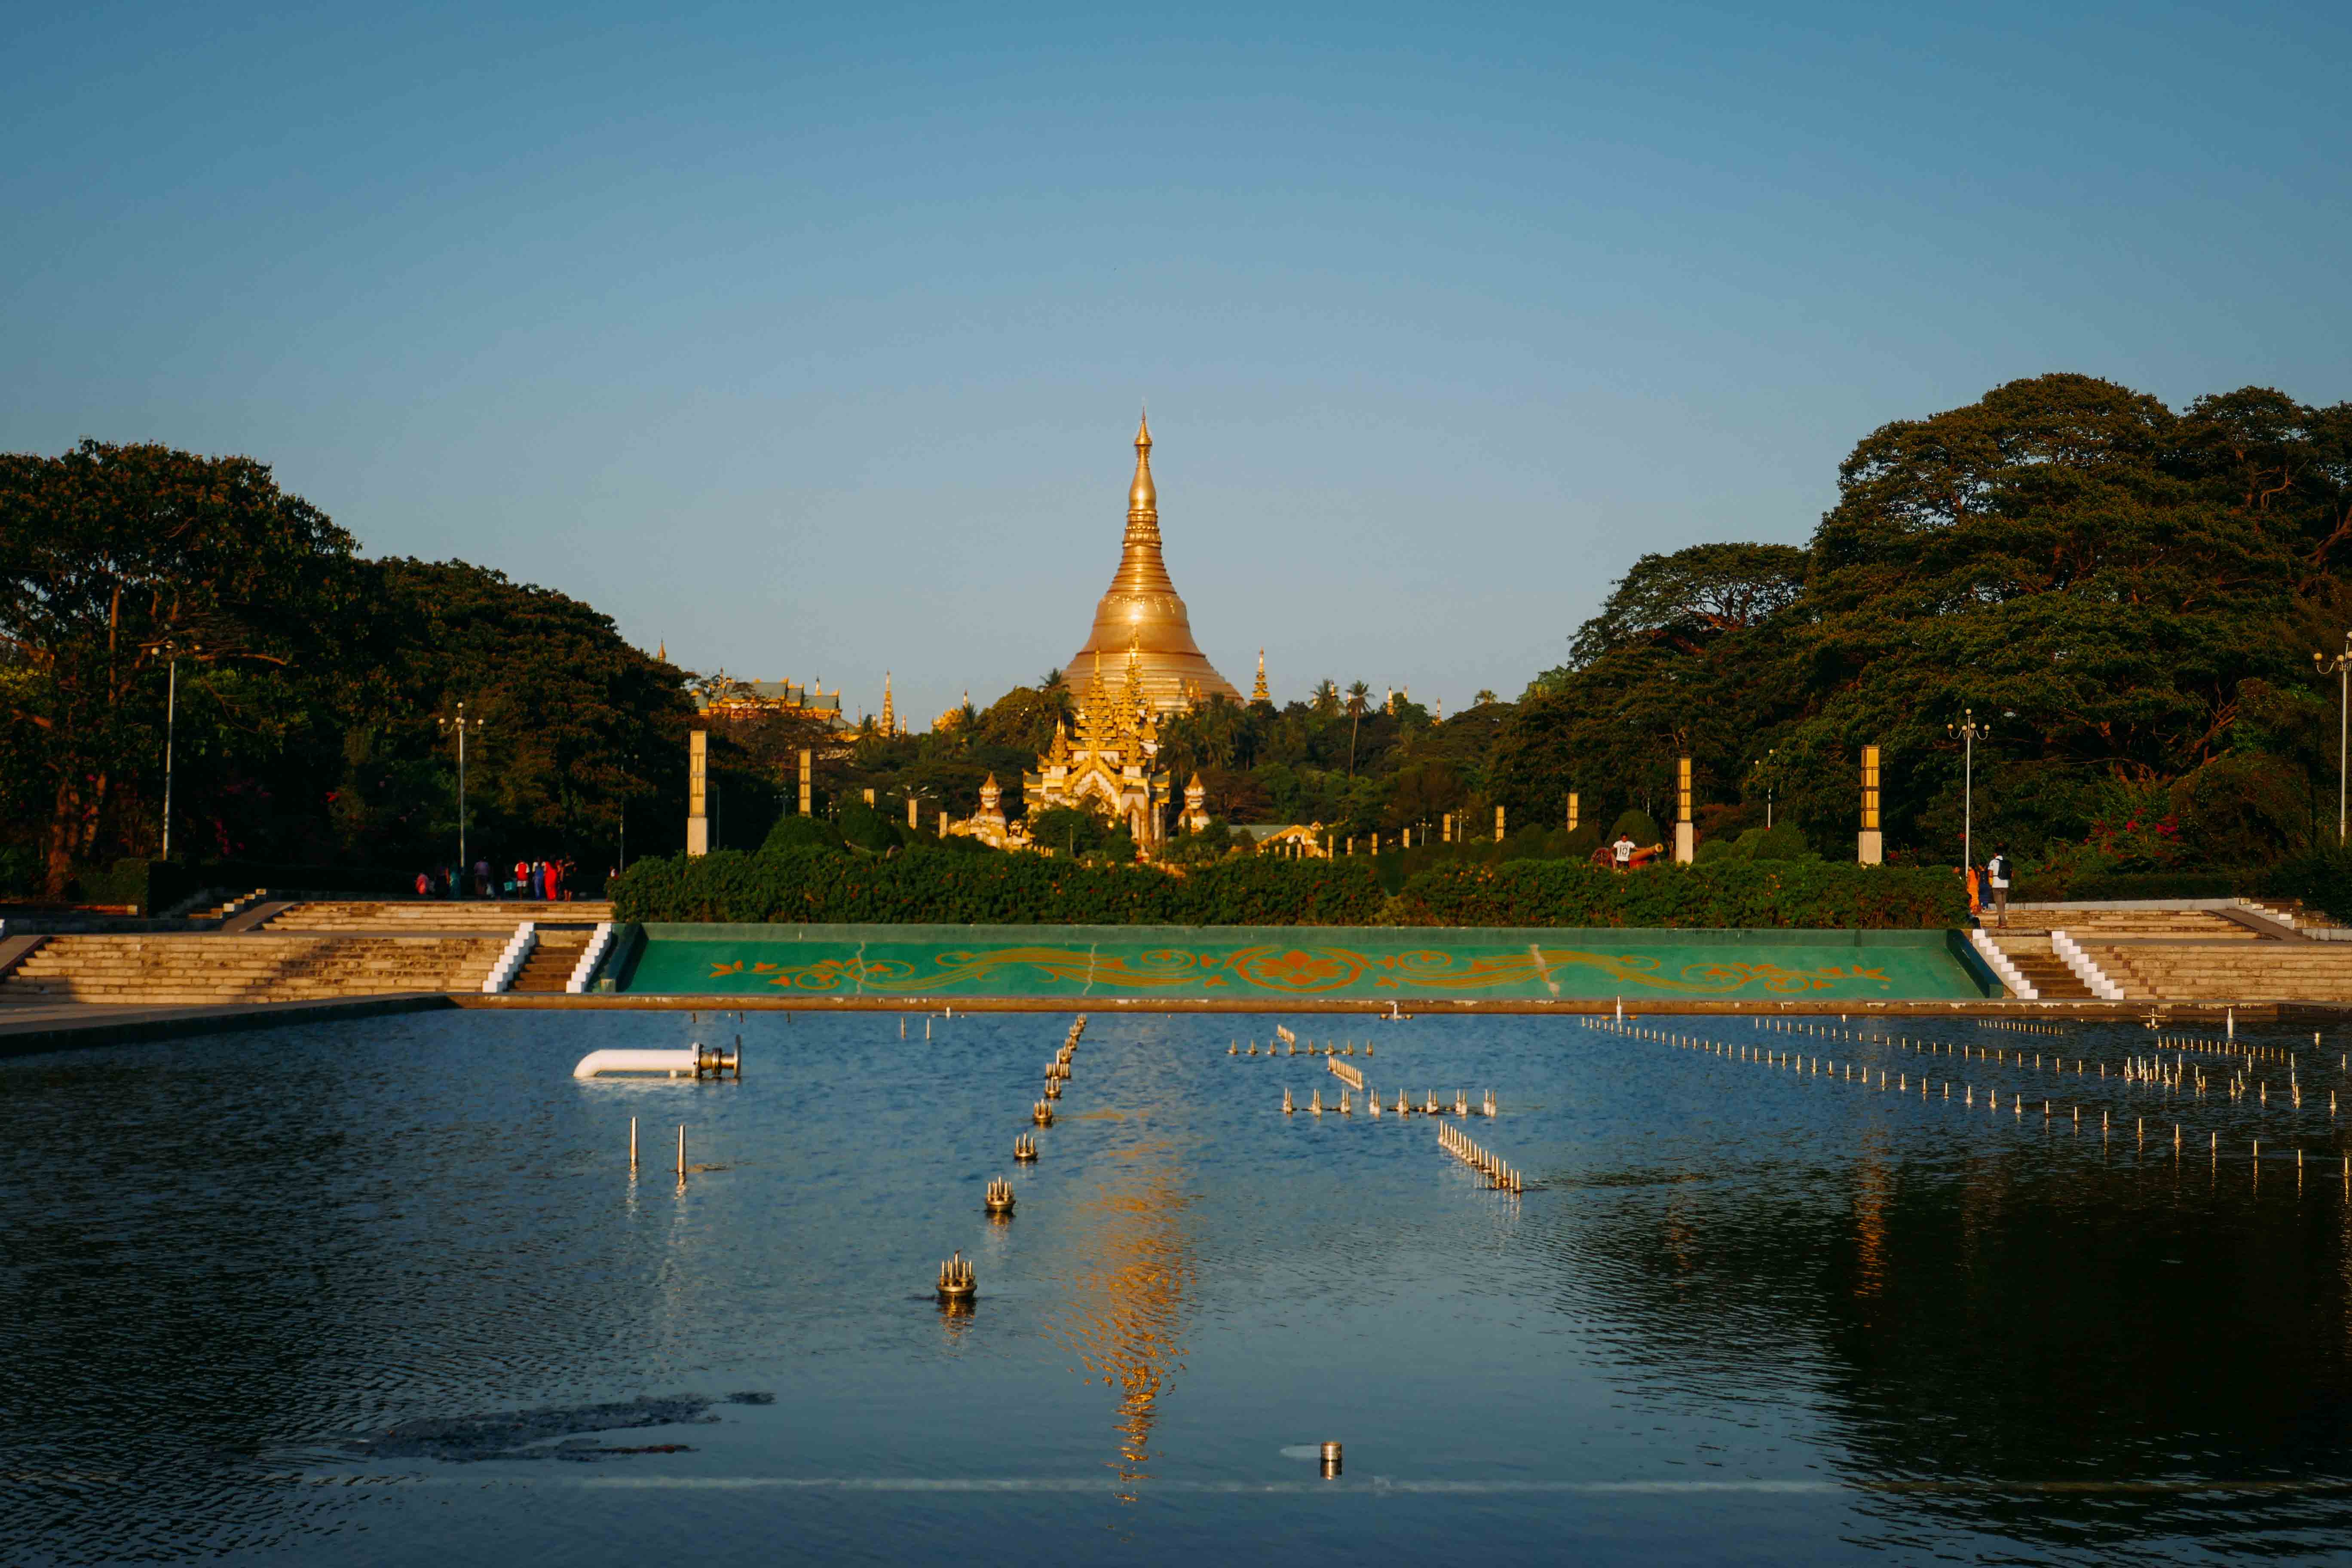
[1859,745,1883,864]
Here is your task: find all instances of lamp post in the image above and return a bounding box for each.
[2317,633,2351,846]
[1948,708,1992,870]
[157,639,198,858]
[438,702,484,889]
[1749,748,1779,830]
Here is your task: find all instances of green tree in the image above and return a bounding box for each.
[0,442,364,893]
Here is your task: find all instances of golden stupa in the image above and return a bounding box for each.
[1068,414,1240,713]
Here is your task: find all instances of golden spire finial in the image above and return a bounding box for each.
[1128,410,1156,518]
[1252,649,1269,705]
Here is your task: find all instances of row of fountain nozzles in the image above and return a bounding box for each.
[1288,1087,1497,1117]
[1440,1121,1523,1192]
[1233,1040,1370,1057]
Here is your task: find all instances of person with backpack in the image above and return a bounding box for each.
[1986,848,2013,927]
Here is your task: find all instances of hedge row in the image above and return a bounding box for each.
[611,848,1390,925]
[1393,859,1967,929]
[611,848,1968,928]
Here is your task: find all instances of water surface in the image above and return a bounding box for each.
[4,1008,2349,1564]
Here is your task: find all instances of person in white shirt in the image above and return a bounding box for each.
[1986,848,2012,926]
[1612,834,1636,870]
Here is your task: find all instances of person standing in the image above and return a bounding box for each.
[513,858,529,900]
[1965,861,1982,921]
[1612,833,1636,872]
[1986,848,2012,927]
[546,858,564,902]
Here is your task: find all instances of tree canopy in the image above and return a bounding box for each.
[9,372,2348,900]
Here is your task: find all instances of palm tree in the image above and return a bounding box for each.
[1345,681,1371,775]
[1311,678,1340,717]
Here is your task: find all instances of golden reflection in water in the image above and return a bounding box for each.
[1851,1133,1892,1303]
[1042,1140,1196,1499]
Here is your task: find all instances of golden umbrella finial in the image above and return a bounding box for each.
[1129,410,1156,516]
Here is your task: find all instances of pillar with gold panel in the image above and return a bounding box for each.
[1674,756,1695,863]
[686,730,709,856]
[1858,745,1884,864]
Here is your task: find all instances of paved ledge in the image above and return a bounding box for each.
[456,993,2352,1024]
[0,993,457,1057]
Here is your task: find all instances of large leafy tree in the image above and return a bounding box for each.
[0,442,364,893]
[360,559,695,867]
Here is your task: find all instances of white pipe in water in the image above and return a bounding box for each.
[573,1049,698,1078]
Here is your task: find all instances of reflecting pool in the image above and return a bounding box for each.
[5,1008,2350,1565]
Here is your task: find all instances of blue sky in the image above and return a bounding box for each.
[5,2,2345,726]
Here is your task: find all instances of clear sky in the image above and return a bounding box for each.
[6,2,2346,727]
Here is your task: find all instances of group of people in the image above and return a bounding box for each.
[1965,849,2014,925]
[412,857,580,901]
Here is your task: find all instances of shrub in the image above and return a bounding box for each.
[763,815,846,854]
[611,846,1963,928]
[1609,809,1661,845]
[611,846,1390,925]
[1749,823,1814,861]
[836,799,898,854]
[2260,851,2352,924]
[1391,859,1965,929]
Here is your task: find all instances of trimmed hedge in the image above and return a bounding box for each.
[1391,860,1966,929]
[612,848,1967,928]
[611,848,1389,925]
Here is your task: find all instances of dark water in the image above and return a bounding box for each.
[4,1008,2350,1565]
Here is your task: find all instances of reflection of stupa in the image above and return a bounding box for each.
[1043,1150,1195,1495]
[1068,415,1241,713]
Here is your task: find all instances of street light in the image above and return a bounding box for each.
[438,702,485,891]
[1948,708,1992,869]
[1749,748,1779,830]
[2317,633,2351,846]
[156,639,199,859]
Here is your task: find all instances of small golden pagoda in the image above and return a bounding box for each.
[1025,643,1172,851]
[1068,415,1240,713]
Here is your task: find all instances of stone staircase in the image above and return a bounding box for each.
[2001,908,2258,940]
[1988,935,2096,1000]
[0,934,508,1004]
[1980,903,2352,1001]
[263,900,613,932]
[508,931,591,993]
[2081,942,2352,1002]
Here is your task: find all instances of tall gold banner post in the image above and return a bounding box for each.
[1859,745,1883,864]
[798,748,813,817]
[1674,757,1694,863]
[686,730,709,857]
